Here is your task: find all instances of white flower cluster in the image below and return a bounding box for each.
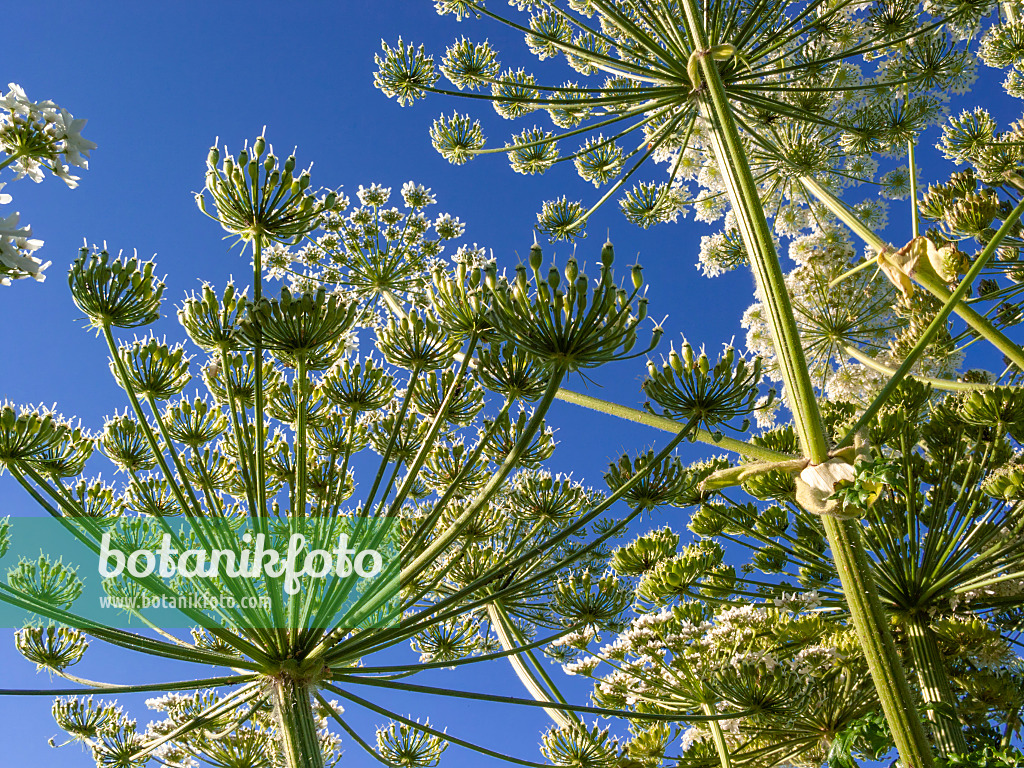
[0,84,94,285]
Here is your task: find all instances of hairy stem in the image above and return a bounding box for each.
[905,614,968,757]
[273,675,324,768]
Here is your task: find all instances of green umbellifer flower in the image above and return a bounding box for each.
[643,339,768,433]
[605,450,689,513]
[177,282,248,353]
[69,246,164,329]
[485,239,660,372]
[0,403,71,466]
[374,38,440,107]
[162,396,228,448]
[27,423,94,478]
[8,555,83,610]
[552,570,631,627]
[480,407,555,466]
[474,341,550,401]
[237,287,358,370]
[197,135,341,245]
[51,697,121,743]
[320,356,396,413]
[14,627,89,671]
[429,112,486,164]
[507,127,560,174]
[109,335,191,401]
[610,527,680,575]
[541,722,619,768]
[375,720,448,767]
[376,308,462,369]
[427,261,492,338]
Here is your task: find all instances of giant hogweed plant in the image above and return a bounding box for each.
[0,138,766,768]
[375,0,1024,765]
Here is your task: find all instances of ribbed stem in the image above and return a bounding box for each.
[905,614,968,757]
[821,515,935,767]
[553,388,794,462]
[677,3,934,765]
[273,675,324,768]
[702,702,734,768]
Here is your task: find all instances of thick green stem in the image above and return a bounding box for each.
[690,71,826,461]
[905,614,968,757]
[821,515,935,767]
[703,702,734,768]
[273,675,324,768]
[553,388,795,461]
[908,140,920,238]
[677,4,934,764]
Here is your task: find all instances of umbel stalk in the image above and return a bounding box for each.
[677,0,936,764]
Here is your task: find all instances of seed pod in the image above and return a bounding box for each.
[253,136,266,157]
[207,146,220,167]
[681,341,694,368]
[631,264,643,290]
[601,239,614,268]
[564,257,578,283]
[548,266,560,290]
[669,348,684,375]
[697,352,710,377]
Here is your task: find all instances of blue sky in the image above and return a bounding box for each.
[0,1,1010,766]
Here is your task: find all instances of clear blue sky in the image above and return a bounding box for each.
[0,1,1005,766]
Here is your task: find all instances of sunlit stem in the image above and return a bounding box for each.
[677,2,934,764]
[827,256,878,288]
[253,231,267,517]
[800,175,1024,371]
[487,602,575,730]
[554,388,794,461]
[839,343,997,392]
[905,614,968,757]
[273,674,324,768]
[703,702,734,768]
